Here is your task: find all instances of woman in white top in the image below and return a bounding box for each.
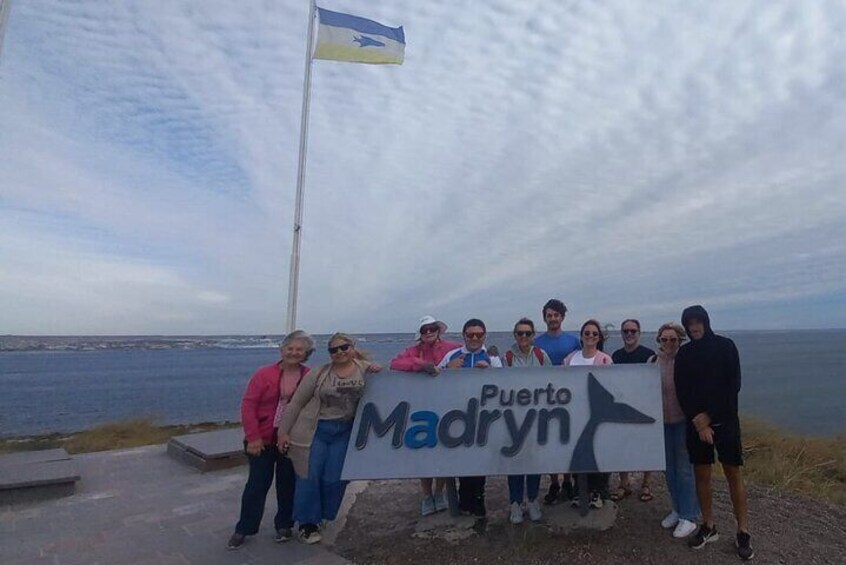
[563,319,613,509]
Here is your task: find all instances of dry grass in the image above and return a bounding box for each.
[0,419,240,455]
[737,417,846,505]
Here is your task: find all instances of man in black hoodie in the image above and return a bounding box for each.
[674,305,754,561]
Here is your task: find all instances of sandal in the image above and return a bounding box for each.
[639,485,654,502]
[609,486,632,502]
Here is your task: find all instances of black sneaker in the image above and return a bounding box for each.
[226,532,245,550]
[588,491,603,509]
[543,481,561,505]
[298,524,322,545]
[736,531,755,561]
[275,527,292,543]
[688,524,719,549]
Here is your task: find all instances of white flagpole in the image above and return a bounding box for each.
[286,0,317,334]
[0,0,13,61]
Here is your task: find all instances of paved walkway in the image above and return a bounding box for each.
[0,445,348,565]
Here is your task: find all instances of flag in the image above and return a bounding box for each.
[314,7,404,65]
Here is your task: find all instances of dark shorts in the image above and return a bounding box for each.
[686,420,743,467]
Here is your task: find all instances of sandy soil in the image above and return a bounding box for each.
[336,474,846,564]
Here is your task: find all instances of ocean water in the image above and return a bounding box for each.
[0,331,843,438]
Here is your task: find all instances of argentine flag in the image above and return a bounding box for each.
[314,7,405,65]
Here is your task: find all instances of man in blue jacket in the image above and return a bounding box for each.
[438,318,500,517]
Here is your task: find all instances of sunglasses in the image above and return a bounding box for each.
[622,329,639,335]
[660,337,679,343]
[464,332,485,339]
[514,330,534,337]
[419,325,440,335]
[582,331,600,337]
[328,343,352,354]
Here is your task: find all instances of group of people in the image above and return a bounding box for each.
[227,300,754,561]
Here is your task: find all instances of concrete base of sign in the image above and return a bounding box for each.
[412,499,617,542]
[542,499,618,532]
[413,511,479,542]
[322,480,370,546]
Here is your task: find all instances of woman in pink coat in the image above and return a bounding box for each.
[227,331,313,550]
[390,316,461,516]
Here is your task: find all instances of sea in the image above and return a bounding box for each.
[0,331,843,438]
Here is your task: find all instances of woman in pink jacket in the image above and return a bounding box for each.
[390,316,461,516]
[227,331,313,551]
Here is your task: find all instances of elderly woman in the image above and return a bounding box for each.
[278,333,382,544]
[650,322,700,538]
[227,330,314,550]
[503,317,550,524]
[564,319,613,510]
[390,315,461,516]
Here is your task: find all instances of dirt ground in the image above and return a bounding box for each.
[335,474,846,564]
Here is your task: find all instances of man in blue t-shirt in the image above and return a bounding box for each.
[533,298,581,504]
[534,299,580,366]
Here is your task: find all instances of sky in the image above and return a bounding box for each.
[0,0,845,335]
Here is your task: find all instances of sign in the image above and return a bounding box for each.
[341,365,664,480]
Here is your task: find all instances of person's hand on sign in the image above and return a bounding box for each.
[420,362,440,376]
[366,363,383,373]
[474,360,491,369]
[447,354,466,368]
[246,439,264,456]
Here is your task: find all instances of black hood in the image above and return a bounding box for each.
[681,305,713,335]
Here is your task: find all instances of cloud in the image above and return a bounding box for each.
[1,0,845,334]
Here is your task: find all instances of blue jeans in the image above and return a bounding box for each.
[664,422,700,521]
[507,474,541,504]
[294,419,353,526]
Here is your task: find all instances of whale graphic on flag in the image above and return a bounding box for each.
[314,7,405,65]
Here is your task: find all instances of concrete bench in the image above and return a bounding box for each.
[167,428,246,472]
[0,448,80,503]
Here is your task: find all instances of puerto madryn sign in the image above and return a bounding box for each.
[342,365,664,480]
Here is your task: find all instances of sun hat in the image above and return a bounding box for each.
[414,315,448,340]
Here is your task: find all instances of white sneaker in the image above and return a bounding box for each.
[509,501,524,524]
[527,499,542,522]
[661,510,680,529]
[673,518,698,538]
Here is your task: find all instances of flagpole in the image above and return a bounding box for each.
[286,0,317,334]
[0,0,13,61]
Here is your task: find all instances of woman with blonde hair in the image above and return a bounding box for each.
[278,333,382,544]
[650,322,700,538]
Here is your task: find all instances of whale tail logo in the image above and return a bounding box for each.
[570,373,655,472]
[353,35,386,48]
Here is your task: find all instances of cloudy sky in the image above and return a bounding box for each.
[1,0,844,335]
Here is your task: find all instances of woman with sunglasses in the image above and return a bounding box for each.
[649,322,700,538]
[502,318,550,524]
[277,333,382,544]
[563,319,613,509]
[227,331,314,550]
[390,315,461,516]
